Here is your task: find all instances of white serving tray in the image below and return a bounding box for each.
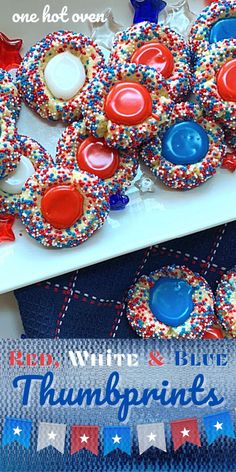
[0,0,235,294]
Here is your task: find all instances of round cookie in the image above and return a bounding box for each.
[126,265,215,339]
[16,30,104,123]
[56,120,139,193]
[194,39,236,127]
[190,0,236,55]
[0,69,21,120]
[18,165,110,248]
[0,104,20,179]
[110,21,191,99]
[215,268,236,337]
[81,62,173,149]
[140,102,225,190]
[0,135,53,215]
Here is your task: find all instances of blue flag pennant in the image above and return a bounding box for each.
[204,411,235,445]
[103,426,131,456]
[2,417,32,449]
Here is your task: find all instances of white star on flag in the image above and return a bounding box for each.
[48,431,57,441]
[181,428,190,438]
[13,426,22,436]
[80,434,89,443]
[147,432,157,442]
[112,434,121,444]
[214,421,223,431]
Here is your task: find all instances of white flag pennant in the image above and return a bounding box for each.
[137,423,167,455]
[37,422,66,454]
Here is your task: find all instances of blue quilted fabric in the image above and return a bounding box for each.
[15,221,236,338]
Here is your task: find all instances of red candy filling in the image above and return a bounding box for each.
[41,185,84,229]
[131,42,174,78]
[217,59,236,102]
[76,136,120,179]
[104,81,153,125]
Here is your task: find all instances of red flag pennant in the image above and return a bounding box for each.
[170,417,201,451]
[71,426,99,456]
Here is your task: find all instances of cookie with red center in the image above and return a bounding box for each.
[110,22,191,99]
[0,68,21,121]
[56,120,138,193]
[215,268,236,337]
[140,102,225,190]
[0,135,53,215]
[18,165,110,248]
[194,39,236,128]
[126,265,215,339]
[16,30,104,123]
[0,103,20,179]
[81,63,173,149]
[190,0,236,56]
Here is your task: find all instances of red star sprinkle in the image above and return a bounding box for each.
[0,32,23,71]
[222,152,236,172]
[0,214,15,243]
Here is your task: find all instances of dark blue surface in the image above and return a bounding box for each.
[149,277,194,327]
[162,121,209,165]
[15,221,236,339]
[210,19,236,44]
[130,0,166,24]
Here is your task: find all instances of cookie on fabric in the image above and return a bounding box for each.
[215,268,236,337]
[140,102,225,190]
[190,0,236,56]
[16,30,104,123]
[0,68,21,120]
[126,265,215,339]
[194,39,236,128]
[18,165,110,248]
[56,120,138,194]
[110,21,191,99]
[0,135,53,215]
[0,104,20,179]
[81,62,173,149]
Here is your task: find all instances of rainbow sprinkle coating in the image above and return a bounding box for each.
[189,0,236,55]
[0,135,53,215]
[56,120,139,194]
[18,165,110,248]
[0,69,21,121]
[0,103,20,179]
[140,102,225,190]
[81,62,173,149]
[110,21,191,99]
[215,267,236,337]
[126,265,215,339]
[16,30,105,123]
[194,39,236,127]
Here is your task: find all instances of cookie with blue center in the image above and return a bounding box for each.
[18,165,110,248]
[190,0,236,56]
[109,22,191,99]
[215,268,236,337]
[0,135,53,215]
[140,102,225,190]
[56,120,138,194]
[0,103,20,179]
[0,69,21,121]
[194,39,236,128]
[16,31,104,123]
[81,62,173,149]
[126,265,215,339]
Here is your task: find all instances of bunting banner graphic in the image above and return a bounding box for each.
[203,411,235,445]
[37,422,66,454]
[71,426,99,456]
[137,423,167,454]
[2,417,32,449]
[170,417,201,451]
[103,426,131,456]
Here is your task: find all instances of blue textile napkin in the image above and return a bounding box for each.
[15,222,236,338]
